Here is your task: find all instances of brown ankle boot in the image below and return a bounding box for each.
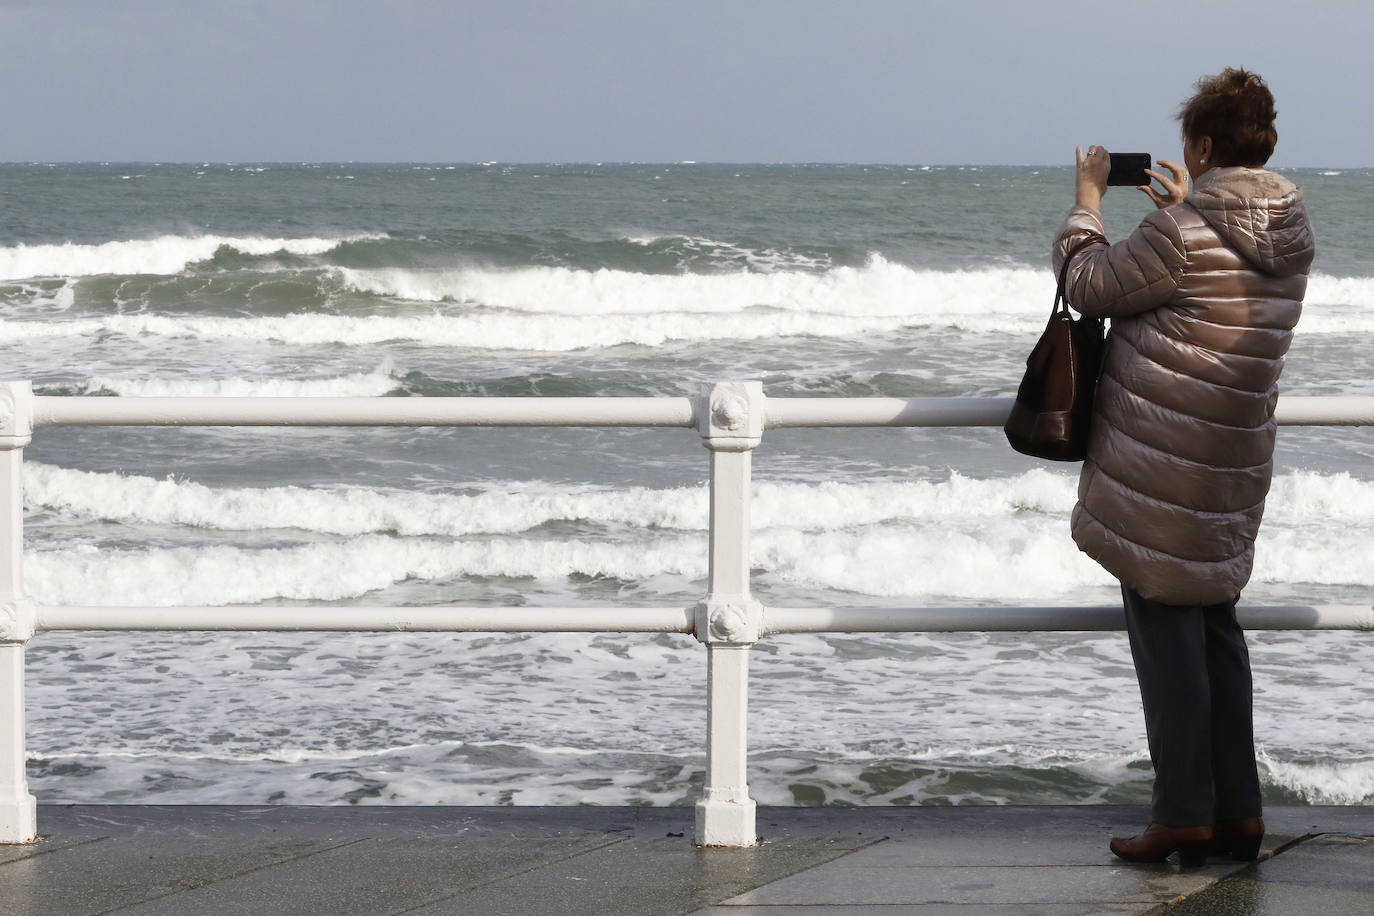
[1211,817,1264,861]
[1110,823,1213,866]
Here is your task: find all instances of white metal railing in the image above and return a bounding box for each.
[1,380,1371,847]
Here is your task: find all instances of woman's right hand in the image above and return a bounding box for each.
[1139,160,1190,208]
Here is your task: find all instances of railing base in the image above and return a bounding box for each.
[696,793,758,847]
[0,794,37,845]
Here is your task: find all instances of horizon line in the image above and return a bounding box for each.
[2,159,1364,170]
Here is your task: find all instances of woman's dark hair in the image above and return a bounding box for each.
[1177,68,1278,167]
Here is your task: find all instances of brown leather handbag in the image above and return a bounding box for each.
[1003,235,1107,461]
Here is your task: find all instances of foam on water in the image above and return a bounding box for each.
[4,261,1369,353]
[1258,752,1374,805]
[71,366,402,398]
[337,261,1374,315]
[23,626,1372,807]
[25,464,1081,537]
[23,534,706,606]
[23,465,1373,606]
[0,233,382,281]
[24,742,1371,807]
[622,233,835,272]
[0,309,936,350]
[17,305,1373,353]
[336,257,1076,318]
[28,463,1374,536]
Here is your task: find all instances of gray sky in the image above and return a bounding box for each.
[1,0,1365,165]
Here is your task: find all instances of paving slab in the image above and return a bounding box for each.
[405,837,877,916]
[694,904,1148,915]
[110,837,624,916]
[34,803,692,839]
[712,861,1243,908]
[0,835,100,865]
[1165,835,1374,915]
[0,836,361,916]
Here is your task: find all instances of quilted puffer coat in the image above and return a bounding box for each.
[1053,166,1315,605]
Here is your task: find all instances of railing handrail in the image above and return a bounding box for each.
[30,395,700,428]
[29,393,1374,428]
[33,603,1374,633]
[3,383,1371,848]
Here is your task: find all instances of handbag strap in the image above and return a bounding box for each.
[1054,233,1108,316]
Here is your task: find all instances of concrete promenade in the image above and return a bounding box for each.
[1,805,1370,914]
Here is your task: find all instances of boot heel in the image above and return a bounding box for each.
[1179,841,1210,867]
[1228,835,1262,861]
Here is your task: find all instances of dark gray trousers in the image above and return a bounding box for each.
[1121,585,1263,826]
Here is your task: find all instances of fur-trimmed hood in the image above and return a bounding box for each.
[1186,167,1315,277]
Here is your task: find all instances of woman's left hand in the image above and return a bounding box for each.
[1076,145,1110,209]
[1139,159,1190,209]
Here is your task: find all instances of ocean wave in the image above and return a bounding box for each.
[17,465,1078,538]
[1258,751,1374,805]
[750,748,1374,806]
[22,534,707,606]
[621,233,835,272]
[0,233,383,282]
[62,366,403,398]
[334,255,1047,318]
[3,261,1369,352]
[0,309,973,350]
[25,465,1374,539]
[22,467,1372,605]
[27,740,1371,807]
[19,307,1372,353]
[24,522,1119,605]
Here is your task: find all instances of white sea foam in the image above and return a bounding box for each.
[335,255,1044,318]
[22,466,1372,606]
[73,366,401,398]
[26,744,1372,806]
[0,278,77,312]
[23,465,1081,537]
[335,262,1374,325]
[0,233,381,281]
[621,234,833,271]
[4,262,1369,351]
[1258,752,1374,805]
[0,309,969,350]
[22,534,707,606]
[26,464,1374,539]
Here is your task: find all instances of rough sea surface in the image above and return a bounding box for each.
[3,162,1371,808]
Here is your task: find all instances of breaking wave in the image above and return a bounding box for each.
[22,466,1372,605]
[0,233,382,281]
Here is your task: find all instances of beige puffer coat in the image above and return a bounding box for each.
[1053,167,1315,605]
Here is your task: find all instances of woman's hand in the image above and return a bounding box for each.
[1076,145,1110,210]
[1139,159,1189,209]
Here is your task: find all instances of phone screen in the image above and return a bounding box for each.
[1107,153,1152,187]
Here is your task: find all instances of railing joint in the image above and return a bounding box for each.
[0,599,36,645]
[693,597,764,646]
[0,382,33,449]
[699,381,764,451]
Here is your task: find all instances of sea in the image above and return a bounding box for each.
[2,162,1371,810]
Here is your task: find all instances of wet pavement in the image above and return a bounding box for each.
[1,805,1369,914]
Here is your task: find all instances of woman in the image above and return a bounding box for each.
[1054,68,1314,865]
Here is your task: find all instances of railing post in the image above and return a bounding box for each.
[0,382,36,844]
[693,381,764,847]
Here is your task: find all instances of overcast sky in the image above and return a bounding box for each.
[1,0,1366,166]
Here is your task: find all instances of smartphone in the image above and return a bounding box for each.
[1107,153,1152,187]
